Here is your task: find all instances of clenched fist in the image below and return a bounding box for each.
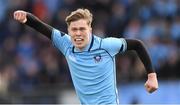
[144,73,158,93]
[13,10,27,23]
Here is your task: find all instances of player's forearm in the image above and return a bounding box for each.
[126,39,154,74]
[25,13,53,39]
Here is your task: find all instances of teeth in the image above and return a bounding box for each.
[75,38,83,41]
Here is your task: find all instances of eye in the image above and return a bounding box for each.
[71,28,78,32]
[79,27,86,31]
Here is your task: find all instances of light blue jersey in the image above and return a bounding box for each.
[52,29,127,105]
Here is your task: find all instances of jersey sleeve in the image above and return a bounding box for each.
[51,28,72,55]
[101,37,127,56]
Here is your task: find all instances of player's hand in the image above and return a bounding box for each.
[144,72,158,93]
[13,10,27,23]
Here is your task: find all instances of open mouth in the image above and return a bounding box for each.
[74,38,84,43]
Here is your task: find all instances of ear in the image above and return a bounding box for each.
[67,27,70,34]
[89,27,92,32]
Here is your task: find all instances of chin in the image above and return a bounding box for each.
[75,44,82,48]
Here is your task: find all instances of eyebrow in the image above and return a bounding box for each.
[71,27,86,30]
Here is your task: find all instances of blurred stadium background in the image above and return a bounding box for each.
[0,0,180,104]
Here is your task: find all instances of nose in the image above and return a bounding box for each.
[75,30,81,36]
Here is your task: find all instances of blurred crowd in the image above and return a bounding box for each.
[0,0,180,103]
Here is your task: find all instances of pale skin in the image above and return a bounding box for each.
[68,19,92,50]
[13,10,158,93]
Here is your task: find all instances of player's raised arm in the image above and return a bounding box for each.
[126,39,158,93]
[13,10,53,39]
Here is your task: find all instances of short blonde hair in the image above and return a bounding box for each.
[65,8,93,26]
